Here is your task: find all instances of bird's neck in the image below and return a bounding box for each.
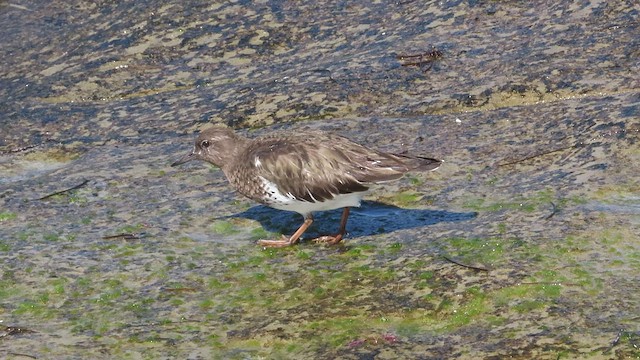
[218,134,249,169]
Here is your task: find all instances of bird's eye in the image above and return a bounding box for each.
[201,140,210,148]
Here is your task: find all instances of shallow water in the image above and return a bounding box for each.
[1,0,639,359]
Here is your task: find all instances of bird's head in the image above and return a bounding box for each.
[171,126,243,168]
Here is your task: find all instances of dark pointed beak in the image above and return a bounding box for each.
[171,151,196,167]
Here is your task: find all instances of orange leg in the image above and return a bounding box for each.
[258,216,314,248]
[313,207,350,245]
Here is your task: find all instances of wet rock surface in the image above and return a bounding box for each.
[1,0,638,358]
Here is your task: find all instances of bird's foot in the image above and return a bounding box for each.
[257,234,298,248]
[258,233,344,247]
[312,234,344,245]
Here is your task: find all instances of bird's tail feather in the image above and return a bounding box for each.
[393,153,443,172]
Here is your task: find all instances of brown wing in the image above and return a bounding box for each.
[240,132,440,202]
[243,136,368,202]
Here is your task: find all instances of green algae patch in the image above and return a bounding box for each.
[446,289,489,329]
[461,189,586,214]
[462,197,537,213]
[0,279,25,301]
[112,239,570,355]
[306,316,371,347]
[209,218,273,241]
[23,147,81,163]
[590,182,640,202]
[1,217,635,358]
[210,220,241,235]
[378,190,427,207]
[494,282,562,308]
[114,223,146,234]
[14,301,57,319]
[439,237,507,269]
[249,226,277,241]
[0,211,16,222]
[407,175,425,186]
[42,232,59,242]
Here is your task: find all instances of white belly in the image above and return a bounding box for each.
[270,192,363,215]
[258,176,364,216]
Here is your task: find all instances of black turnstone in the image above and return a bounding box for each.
[172,126,442,247]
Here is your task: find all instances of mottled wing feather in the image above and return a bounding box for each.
[238,132,440,203]
[244,136,369,202]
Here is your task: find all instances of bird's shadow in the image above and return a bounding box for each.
[225,201,477,239]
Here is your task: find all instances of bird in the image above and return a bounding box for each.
[171,126,442,247]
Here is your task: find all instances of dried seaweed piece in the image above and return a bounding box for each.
[37,179,89,200]
[396,48,443,71]
[442,254,491,272]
